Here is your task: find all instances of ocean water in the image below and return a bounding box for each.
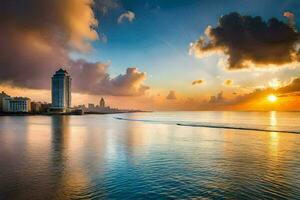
[0,111,300,199]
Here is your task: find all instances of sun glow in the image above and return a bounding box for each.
[268,79,281,89]
[268,94,277,103]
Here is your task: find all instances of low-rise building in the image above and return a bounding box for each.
[31,102,42,113]
[3,97,31,113]
[88,103,95,110]
[40,103,51,112]
[2,97,11,112]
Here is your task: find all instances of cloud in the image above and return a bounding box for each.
[223,79,233,86]
[209,91,225,104]
[268,78,281,89]
[95,0,119,15]
[99,33,108,43]
[192,79,205,85]
[1,0,99,52]
[118,11,135,24]
[0,0,148,96]
[0,0,98,88]
[215,77,300,105]
[166,90,177,100]
[71,61,149,96]
[278,77,300,94]
[284,11,295,29]
[232,88,273,104]
[108,68,150,96]
[190,12,300,70]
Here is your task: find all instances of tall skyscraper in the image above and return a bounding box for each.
[51,68,71,112]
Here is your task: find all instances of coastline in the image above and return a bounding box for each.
[0,110,151,116]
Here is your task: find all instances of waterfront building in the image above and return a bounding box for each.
[31,102,42,113]
[88,103,95,110]
[3,97,31,112]
[40,103,51,112]
[0,91,10,112]
[51,68,71,112]
[31,102,51,113]
[2,97,11,112]
[100,97,105,108]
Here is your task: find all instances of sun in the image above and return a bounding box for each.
[267,94,277,103]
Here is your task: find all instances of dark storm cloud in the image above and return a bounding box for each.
[190,12,300,69]
[0,0,148,96]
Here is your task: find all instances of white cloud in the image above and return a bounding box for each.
[118,11,135,24]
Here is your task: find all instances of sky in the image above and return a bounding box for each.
[0,0,300,111]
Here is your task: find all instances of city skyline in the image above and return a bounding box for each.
[0,67,136,114]
[0,0,300,111]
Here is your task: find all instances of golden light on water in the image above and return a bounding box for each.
[267,94,277,103]
[270,111,277,126]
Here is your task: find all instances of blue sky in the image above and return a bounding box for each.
[71,0,300,94]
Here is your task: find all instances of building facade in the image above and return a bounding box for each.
[88,103,95,110]
[100,98,105,108]
[2,97,31,112]
[51,68,71,112]
[31,102,42,113]
[0,91,10,112]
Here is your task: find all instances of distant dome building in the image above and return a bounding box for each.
[100,98,105,108]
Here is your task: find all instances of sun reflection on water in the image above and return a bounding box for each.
[270,111,277,127]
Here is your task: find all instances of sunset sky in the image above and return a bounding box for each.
[1,0,300,111]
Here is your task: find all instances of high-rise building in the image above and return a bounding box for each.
[100,97,105,108]
[51,68,71,112]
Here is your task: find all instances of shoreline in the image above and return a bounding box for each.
[0,110,298,117]
[0,110,151,116]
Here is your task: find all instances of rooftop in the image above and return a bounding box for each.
[54,68,69,75]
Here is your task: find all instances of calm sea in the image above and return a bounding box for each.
[0,111,300,199]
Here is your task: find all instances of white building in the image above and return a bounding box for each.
[2,97,31,112]
[51,68,71,112]
[0,91,10,112]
